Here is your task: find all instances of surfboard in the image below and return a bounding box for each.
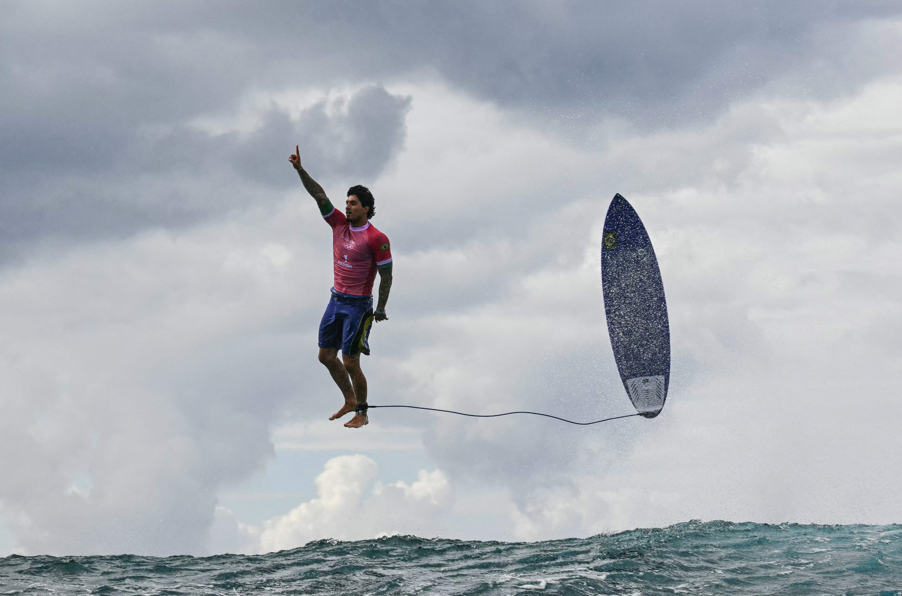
[601,194,670,418]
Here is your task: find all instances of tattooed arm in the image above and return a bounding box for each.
[374,267,392,322]
[289,145,333,215]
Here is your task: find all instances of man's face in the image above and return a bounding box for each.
[346,195,368,221]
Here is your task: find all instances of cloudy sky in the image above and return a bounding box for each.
[2,0,902,556]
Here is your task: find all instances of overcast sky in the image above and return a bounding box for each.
[2,0,902,556]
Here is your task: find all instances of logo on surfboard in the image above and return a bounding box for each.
[603,231,617,250]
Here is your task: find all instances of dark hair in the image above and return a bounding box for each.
[347,185,375,219]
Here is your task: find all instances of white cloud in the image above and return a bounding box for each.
[253,455,452,553]
[0,200,331,555]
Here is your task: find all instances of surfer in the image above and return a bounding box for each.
[289,145,393,428]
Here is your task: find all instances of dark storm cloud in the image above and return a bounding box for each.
[135,85,411,187]
[0,82,410,261]
[233,85,412,184]
[1,0,898,258]
[164,0,902,123]
[0,1,413,261]
[402,0,902,124]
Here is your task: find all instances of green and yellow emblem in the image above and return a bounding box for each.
[380,243,389,251]
[603,231,617,250]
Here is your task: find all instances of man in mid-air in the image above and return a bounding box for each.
[289,145,393,429]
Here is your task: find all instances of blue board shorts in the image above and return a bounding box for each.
[318,288,374,356]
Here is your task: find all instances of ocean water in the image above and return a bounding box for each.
[2,521,901,595]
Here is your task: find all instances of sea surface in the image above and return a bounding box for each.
[2,521,901,595]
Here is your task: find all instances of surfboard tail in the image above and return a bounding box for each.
[624,375,666,418]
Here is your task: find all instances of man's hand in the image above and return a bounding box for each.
[291,144,331,210]
[374,310,388,322]
[288,145,302,171]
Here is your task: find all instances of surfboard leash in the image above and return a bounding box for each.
[359,403,641,426]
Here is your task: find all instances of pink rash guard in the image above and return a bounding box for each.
[324,208,392,296]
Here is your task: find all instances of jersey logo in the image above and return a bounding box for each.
[380,243,389,251]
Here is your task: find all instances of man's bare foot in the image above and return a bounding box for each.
[344,412,368,428]
[329,401,356,420]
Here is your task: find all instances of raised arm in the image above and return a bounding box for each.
[289,145,332,214]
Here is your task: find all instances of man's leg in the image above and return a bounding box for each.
[319,347,357,420]
[342,353,368,428]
